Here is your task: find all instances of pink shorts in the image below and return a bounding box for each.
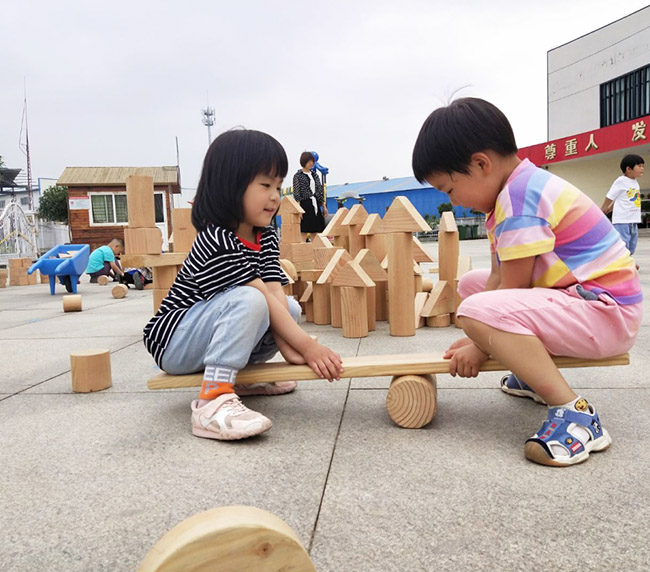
[456,269,643,359]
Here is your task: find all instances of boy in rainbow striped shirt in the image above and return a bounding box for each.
[412,98,643,467]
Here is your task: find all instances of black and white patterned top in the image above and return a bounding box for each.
[292,170,324,205]
[143,225,287,367]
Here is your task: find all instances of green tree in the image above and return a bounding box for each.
[38,185,69,222]
[0,155,5,168]
[437,202,453,215]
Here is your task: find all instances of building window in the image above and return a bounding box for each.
[601,64,650,127]
[0,200,5,209]
[90,193,129,225]
[20,197,29,206]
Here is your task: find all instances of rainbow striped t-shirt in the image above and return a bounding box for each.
[486,159,642,305]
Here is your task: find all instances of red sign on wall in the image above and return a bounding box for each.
[518,115,650,166]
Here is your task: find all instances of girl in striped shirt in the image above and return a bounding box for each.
[412,98,642,467]
[144,129,343,441]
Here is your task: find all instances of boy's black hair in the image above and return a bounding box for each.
[299,151,315,168]
[412,97,518,182]
[620,153,644,174]
[191,129,288,232]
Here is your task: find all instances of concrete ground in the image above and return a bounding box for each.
[1,238,649,572]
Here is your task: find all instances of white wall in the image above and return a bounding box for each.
[548,7,650,139]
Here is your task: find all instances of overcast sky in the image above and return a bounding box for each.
[2,1,649,203]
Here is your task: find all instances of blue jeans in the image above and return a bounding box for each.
[613,222,638,255]
[160,286,301,376]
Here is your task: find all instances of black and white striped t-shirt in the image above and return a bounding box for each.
[143,225,287,367]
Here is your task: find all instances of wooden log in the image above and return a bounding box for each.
[427,314,451,328]
[97,275,109,286]
[376,282,388,321]
[340,286,368,338]
[136,505,317,572]
[388,232,415,336]
[148,353,631,390]
[126,175,155,228]
[62,294,82,312]
[386,374,437,428]
[330,285,342,328]
[112,284,129,299]
[312,282,331,325]
[422,278,433,292]
[366,284,376,331]
[70,349,112,393]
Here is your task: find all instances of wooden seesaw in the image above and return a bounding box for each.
[148,353,630,429]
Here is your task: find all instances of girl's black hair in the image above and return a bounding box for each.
[191,128,288,232]
[412,97,518,182]
[620,154,644,173]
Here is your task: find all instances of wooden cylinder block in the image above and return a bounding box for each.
[112,284,129,299]
[426,314,451,328]
[330,285,342,328]
[70,348,112,393]
[388,232,415,336]
[366,284,376,331]
[386,374,437,429]
[340,286,368,338]
[62,294,82,312]
[375,282,388,321]
[97,275,109,286]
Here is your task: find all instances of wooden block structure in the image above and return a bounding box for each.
[299,282,314,322]
[278,196,304,245]
[437,211,459,322]
[124,176,162,255]
[316,249,353,327]
[171,208,197,253]
[359,213,387,262]
[332,260,375,338]
[354,248,388,325]
[342,204,369,257]
[0,268,7,288]
[380,197,431,337]
[148,352,630,430]
[70,348,112,393]
[62,294,82,312]
[8,258,35,287]
[321,207,349,250]
[137,505,317,572]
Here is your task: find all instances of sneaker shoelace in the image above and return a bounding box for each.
[222,397,249,416]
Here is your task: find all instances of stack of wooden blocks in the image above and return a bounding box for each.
[0,267,7,288]
[124,176,163,257]
[7,258,38,287]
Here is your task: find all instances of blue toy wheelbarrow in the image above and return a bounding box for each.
[28,244,90,295]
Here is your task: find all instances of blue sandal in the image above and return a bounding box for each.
[525,404,612,466]
[500,374,546,404]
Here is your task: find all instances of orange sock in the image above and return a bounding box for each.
[199,380,235,400]
[199,366,237,400]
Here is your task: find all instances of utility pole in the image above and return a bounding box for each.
[201,106,215,147]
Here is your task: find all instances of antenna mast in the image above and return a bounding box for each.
[201,105,215,147]
[19,83,34,211]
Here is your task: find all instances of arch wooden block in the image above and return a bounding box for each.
[97,275,109,286]
[137,505,317,572]
[62,294,82,312]
[70,348,112,393]
[112,284,129,299]
[386,374,437,428]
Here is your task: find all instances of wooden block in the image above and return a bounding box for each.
[11,267,28,277]
[340,286,368,338]
[278,195,304,216]
[40,272,49,284]
[299,269,322,282]
[0,269,8,277]
[126,175,156,228]
[414,292,428,329]
[422,278,433,292]
[121,252,187,268]
[304,298,314,322]
[354,249,388,283]
[427,314,451,328]
[143,283,154,290]
[322,207,348,237]
[21,258,34,267]
[279,242,314,271]
[153,266,178,290]
[414,274,423,293]
[342,204,369,257]
[359,213,382,236]
[388,232,415,336]
[27,272,38,285]
[312,282,331,325]
[136,505,317,572]
[97,275,110,286]
[11,277,29,286]
[313,246,339,270]
[311,234,332,248]
[316,249,352,285]
[413,235,435,263]
[281,222,302,244]
[376,281,388,321]
[70,349,112,393]
[380,196,430,233]
[148,353,632,390]
[63,295,82,312]
[386,374,437,428]
[279,259,298,282]
[125,228,163,255]
[171,208,197,252]
[366,284,376,331]
[331,260,374,288]
[153,288,169,313]
[438,211,459,284]
[112,284,129,299]
[421,280,454,317]
[330,285,342,327]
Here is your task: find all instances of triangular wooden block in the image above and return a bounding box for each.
[299,282,313,303]
[322,208,349,237]
[316,249,353,284]
[311,234,333,248]
[354,249,388,282]
[379,196,430,233]
[380,255,388,270]
[421,280,454,317]
[342,204,369,226]
[439,211,458,232]
[279,259,298,281]
[332,260,375,288]
[413,262,422,275]
[278,196,304,216]
[415,292,428,329]
[359,213,383,236]
[413,236,435,263]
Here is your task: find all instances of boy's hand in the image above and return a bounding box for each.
[301,340,343,382]
[443,337,474,358]
[446,342,489,378]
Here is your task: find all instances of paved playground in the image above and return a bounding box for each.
[1,238,649,572]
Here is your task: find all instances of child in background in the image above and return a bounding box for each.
[412,98,642,467]
[143,129,343,441]
[600,154,644,255]
[86,238,125,282]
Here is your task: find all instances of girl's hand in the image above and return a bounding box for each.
[302,340,343,382]
[443,337,474,359]
[276,337,306,365]
[447,343,489,378]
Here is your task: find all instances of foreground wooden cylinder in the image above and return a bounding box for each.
[386,374,437,428]
[70,349,112,393]
[112,284,128,299]
[62,294,82,312]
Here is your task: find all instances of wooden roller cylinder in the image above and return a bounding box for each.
[386,374,437,429]
[112,284,128,299]
[70,348,112,393]
[62,294,82,312]
[97,275,109,285]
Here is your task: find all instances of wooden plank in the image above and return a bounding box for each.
[121,252,187,267]
[148,353,631,389]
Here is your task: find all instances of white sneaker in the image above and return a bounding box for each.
[234,381,297,396]
[191,394,272,440]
